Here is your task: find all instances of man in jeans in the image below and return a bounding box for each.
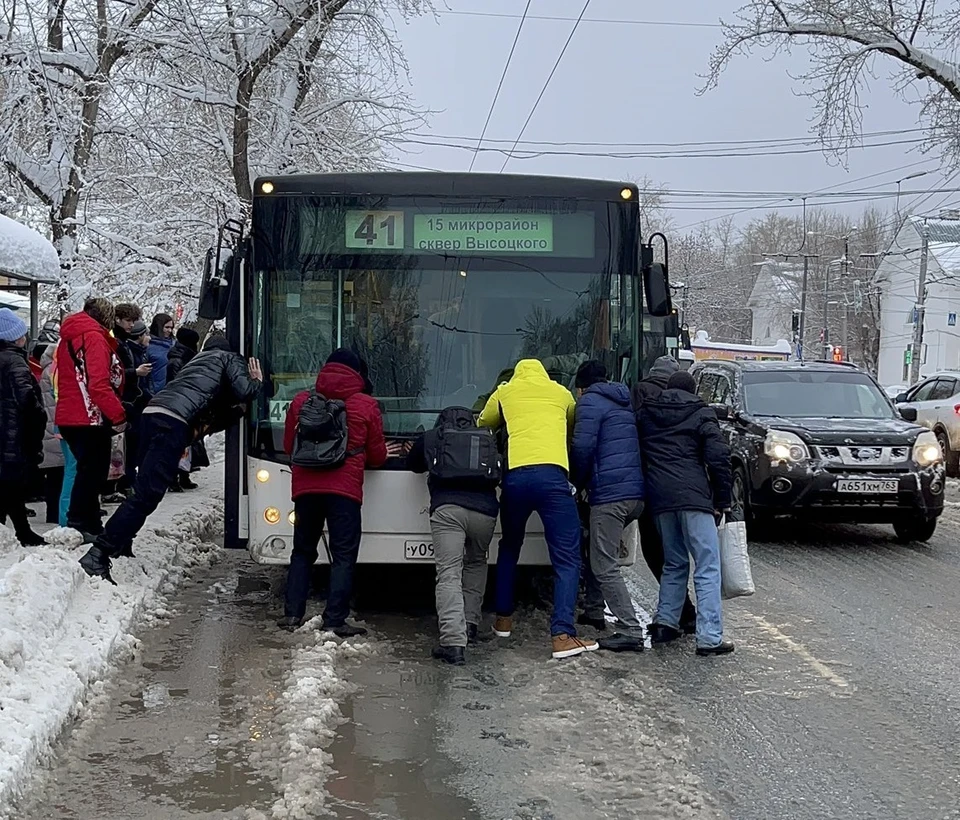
[570,361,646,652]
[478,359,597,660]
[638,371,734,656]
[408,407,499,665]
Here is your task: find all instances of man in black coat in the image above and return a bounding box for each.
[164,328,202,491]
[0,309,46,545]
[79,337,262,581]
[639,371,734,656]
[630,355,696,634]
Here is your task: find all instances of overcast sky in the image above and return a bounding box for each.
[391,0,952,233]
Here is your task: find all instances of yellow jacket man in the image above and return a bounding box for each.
[478,359,597,659]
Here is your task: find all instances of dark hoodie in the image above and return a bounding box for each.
[408,407,499,518]
[638,387,732,516]
[631,355,679,412]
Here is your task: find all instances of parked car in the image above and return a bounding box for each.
[884,383,909,399]
[690,359,945,542]
[893,372,960,475]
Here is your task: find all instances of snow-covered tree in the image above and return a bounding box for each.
[703,1,960,167]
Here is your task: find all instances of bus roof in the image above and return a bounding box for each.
[252,172,638,203]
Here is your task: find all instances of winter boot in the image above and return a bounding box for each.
[648,623,683,645]
[79,546,116,584]
[696,641,735,657]
[323,622,368,638]
[467,623,493,645]
[432,646,466,666]
[178,470,199,490]
[16,530,46,547]
[598,632,645,653]
[277,616,302,632]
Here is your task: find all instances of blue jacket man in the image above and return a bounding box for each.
[570,360,646,652]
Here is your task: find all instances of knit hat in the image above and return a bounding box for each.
[130,320,148,338]
[176,327,200,351]
[575,359,608,390]
[326,347,362,374]
[667,371,697,394]
[0,308,28,343]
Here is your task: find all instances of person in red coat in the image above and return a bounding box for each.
[278,348,401,636]
[55,298,126,540]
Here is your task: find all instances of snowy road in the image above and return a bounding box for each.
[12,502,960,818]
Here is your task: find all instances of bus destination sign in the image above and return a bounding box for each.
[413,213,553,253]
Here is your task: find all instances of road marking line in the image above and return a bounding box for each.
[741,613,851,690]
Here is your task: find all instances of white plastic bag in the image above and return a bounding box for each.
[718,517,755,599]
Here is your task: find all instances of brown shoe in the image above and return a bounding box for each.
[552,634,599,659]
[493,616,513,637]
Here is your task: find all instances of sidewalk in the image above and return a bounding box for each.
[0,466,224,813]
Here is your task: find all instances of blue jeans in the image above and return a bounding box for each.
[496,465,581,637]
[59,437,77,528]
[655,511,724,648]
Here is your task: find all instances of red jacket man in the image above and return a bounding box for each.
[55,298,125,539]
[279,348,397,636]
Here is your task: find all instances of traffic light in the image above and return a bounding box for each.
[832,346,843,362]
[791,310,801,335]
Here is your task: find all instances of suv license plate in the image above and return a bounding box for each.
[836,479,899,494]
[404,541,435,560]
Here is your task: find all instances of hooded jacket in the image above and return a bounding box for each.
[631,355,679,412]
[283,362,388,503]
[145,335,174,393]
[0,340,45,480]
[39,342,64,469]
[55,311,125,427]
[477,359,576,472]
[638,387,732,516]
[571,381,644,506]
[407,407,499,518]
[148,348,260,435]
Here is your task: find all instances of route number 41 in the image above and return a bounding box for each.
[345,210,404,250]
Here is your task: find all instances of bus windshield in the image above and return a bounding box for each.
[249,193,639,453]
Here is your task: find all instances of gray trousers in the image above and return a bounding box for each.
[585,499,645,638]
[431,504,497,647]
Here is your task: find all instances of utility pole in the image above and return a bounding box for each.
[910,220,929,384]
[763,252,818,361]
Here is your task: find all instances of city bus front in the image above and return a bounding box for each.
[209,173,669,564]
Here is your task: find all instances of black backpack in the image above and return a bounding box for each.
[291,391,362,469]
[424,408,501,483]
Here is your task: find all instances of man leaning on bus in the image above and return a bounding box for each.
[478,359,598,659]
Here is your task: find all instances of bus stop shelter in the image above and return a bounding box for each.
[0,212,60,338]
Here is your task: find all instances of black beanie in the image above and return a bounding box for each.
[667,371,697,394]
[326,347,362,374]
[176,327,200,350]
[575,360,607,390]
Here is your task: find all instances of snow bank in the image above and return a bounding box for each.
[0,479,224,813]
[0,214,59,284]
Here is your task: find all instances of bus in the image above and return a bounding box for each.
[198,172,674,564]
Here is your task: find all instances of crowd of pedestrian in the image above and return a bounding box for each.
[0,297,259,585]
[277,349,734,662]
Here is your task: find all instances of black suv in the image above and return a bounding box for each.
[690,360,945,542]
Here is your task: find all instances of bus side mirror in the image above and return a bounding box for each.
[198,247,232,320]
[644,262,672,317]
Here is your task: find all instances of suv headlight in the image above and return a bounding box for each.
[764,430,810,463]
[913,431,943,467]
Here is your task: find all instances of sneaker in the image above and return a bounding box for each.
[597,632,645,653]
[79,546,116,585]
[648,622,684,644]
[277,616,302,632]
[696,641,735,657]
[432,645,466,666]
[551,634,599,659]
[577,613,607,631]
[467,623,493,645]
[323,622,368,638]
[16,530,46,547]
[493,616,512,637]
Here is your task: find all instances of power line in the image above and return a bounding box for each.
[391,5,722,28]
[500,0,591,173]
[469,0,531,172]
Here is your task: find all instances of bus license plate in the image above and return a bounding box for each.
[404,541,435,560]
[836,479,899,494]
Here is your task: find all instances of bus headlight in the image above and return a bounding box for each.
[764,430,809,463]
[264,507,281,525]
[261,180,275,194]
[620,187,633,200]
[913,431,943,467]
[288,510,296,525]
[256,469,270,483]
